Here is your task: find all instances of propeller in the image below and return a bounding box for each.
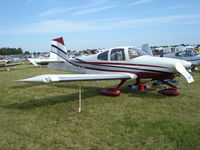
[175,62,194,83]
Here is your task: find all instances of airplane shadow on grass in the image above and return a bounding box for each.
[5,85,102,110]
[6,82,165,110]
[4,93,80,110]
[12,82,47,89]
[12,81,105,90]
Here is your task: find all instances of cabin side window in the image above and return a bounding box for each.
[97,51,108,60]
[176,51,194,57]
[110,49,125,61]
[128,48,140,59]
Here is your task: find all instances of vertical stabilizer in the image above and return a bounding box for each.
[50,37,67,61]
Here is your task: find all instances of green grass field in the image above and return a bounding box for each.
[0,63,200,150]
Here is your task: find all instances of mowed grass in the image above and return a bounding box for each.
[0,63,200,150]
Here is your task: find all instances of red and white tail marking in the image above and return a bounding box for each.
[50,37,67,61]
[52,37,65,45]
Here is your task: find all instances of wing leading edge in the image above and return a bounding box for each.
[18,73,137,83]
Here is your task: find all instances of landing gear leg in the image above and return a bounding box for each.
[129,78,146,91]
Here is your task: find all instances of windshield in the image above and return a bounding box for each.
[97,51,108,60]
[176,50,200,57]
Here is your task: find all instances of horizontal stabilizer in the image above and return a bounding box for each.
[28,58,64,66]
[17,73,137,83]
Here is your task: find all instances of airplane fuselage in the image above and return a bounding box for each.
[48,46,192,81]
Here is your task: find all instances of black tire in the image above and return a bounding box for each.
[190,64,196,71]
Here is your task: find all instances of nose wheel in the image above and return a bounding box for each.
[129,79,180,96]
[100,78,181,96]
[157,88,180,96]
[156,80,180,96]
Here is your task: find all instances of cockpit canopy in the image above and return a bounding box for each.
[175,50,200,57]
[97,47,143,61]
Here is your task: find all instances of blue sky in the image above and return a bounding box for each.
[0,0,200,52]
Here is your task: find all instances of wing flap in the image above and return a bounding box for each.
[18,73,137,83]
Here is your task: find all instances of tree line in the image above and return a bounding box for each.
[0,47,30,55]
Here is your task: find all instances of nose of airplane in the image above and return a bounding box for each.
[174,62,194,83]
[151,57,194,83]
[153,56,192,70]
[177,60,192,69]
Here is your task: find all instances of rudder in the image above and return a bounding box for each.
[50,37,67,61]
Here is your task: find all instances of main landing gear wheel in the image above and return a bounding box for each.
[100,79,127,96]
[100,88,121,96]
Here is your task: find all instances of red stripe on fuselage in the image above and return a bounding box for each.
[75,65,173,79]
[77,61,168,68]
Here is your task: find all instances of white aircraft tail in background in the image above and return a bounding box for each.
[141,44,153,56]
[28,37,66,66]
[49,37,66,61]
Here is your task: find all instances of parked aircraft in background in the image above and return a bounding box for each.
[160,50,200,70]
[28,37,67,66]
[19,37,194,96]
[0,60,22,70]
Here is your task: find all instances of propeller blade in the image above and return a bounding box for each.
[175,62,194,83]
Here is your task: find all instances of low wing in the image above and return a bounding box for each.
[18,73,137,83]
[5,62,22,67]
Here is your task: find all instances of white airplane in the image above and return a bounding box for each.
[28,37,66,66]
[19,38,194,96]
[160,49,200,70]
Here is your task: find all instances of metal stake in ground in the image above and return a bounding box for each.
[78,86,82,113]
